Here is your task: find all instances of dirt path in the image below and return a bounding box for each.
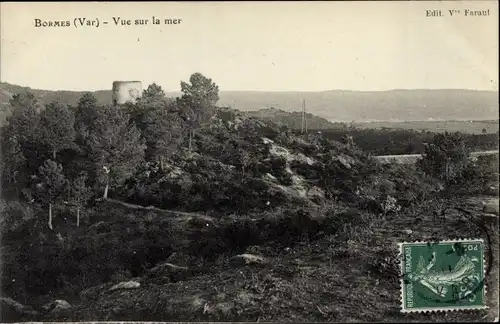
[99,198,215,220]
[27,195,498,322]
[100,195,498,321]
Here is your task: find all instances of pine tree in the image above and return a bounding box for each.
[177,73,220,151]
[67,172,92,227]
[0,133,26,187]
[180,73,220,108]
[87,105,146,198]
[142,101,184,168]
[39,102,76,160]
[7,92,41,143]
[142,83,166,103]
[3,92,43,180]
[34,160,68,230]
[75,92,99,144]
[128,83,173,133]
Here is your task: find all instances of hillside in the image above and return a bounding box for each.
[1,112,498,322]
[1,78,499,322]
[1,82,498,124]
[246,107,344,130]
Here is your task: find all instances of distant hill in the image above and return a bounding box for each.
[0,82,111,124]
[1,82,498,125]
[217,89,499,123]
[246,107,346,130]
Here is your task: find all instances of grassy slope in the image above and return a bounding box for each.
[246,107,343,130]
[37,195,498,322]
[2,186,498,321]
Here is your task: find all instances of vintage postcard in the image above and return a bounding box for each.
[0,1,498,323]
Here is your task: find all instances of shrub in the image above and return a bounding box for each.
[380,195,401,214]
[460,154,499,195]
[0,199,35,236]
[417,132,472,185]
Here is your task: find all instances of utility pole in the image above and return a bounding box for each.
[304,99,307,133]
[301,99,307,134]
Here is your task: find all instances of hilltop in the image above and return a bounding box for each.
[1,82,498,125]
[246,107,344,130]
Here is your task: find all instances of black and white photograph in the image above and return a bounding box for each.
[0,1,498,322]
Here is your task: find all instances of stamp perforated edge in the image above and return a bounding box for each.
[398,238,489,313]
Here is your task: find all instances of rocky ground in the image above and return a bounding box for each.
[2,194,498,323]
[1,111,498,322]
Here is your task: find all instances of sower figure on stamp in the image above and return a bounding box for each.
[409,251,480,298]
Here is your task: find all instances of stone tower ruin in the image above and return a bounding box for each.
[112,81,143,105]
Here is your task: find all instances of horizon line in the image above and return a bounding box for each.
[0,81,498,94]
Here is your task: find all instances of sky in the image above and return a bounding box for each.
[1,1,498,92]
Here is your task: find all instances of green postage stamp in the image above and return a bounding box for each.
[399,239,487,312]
